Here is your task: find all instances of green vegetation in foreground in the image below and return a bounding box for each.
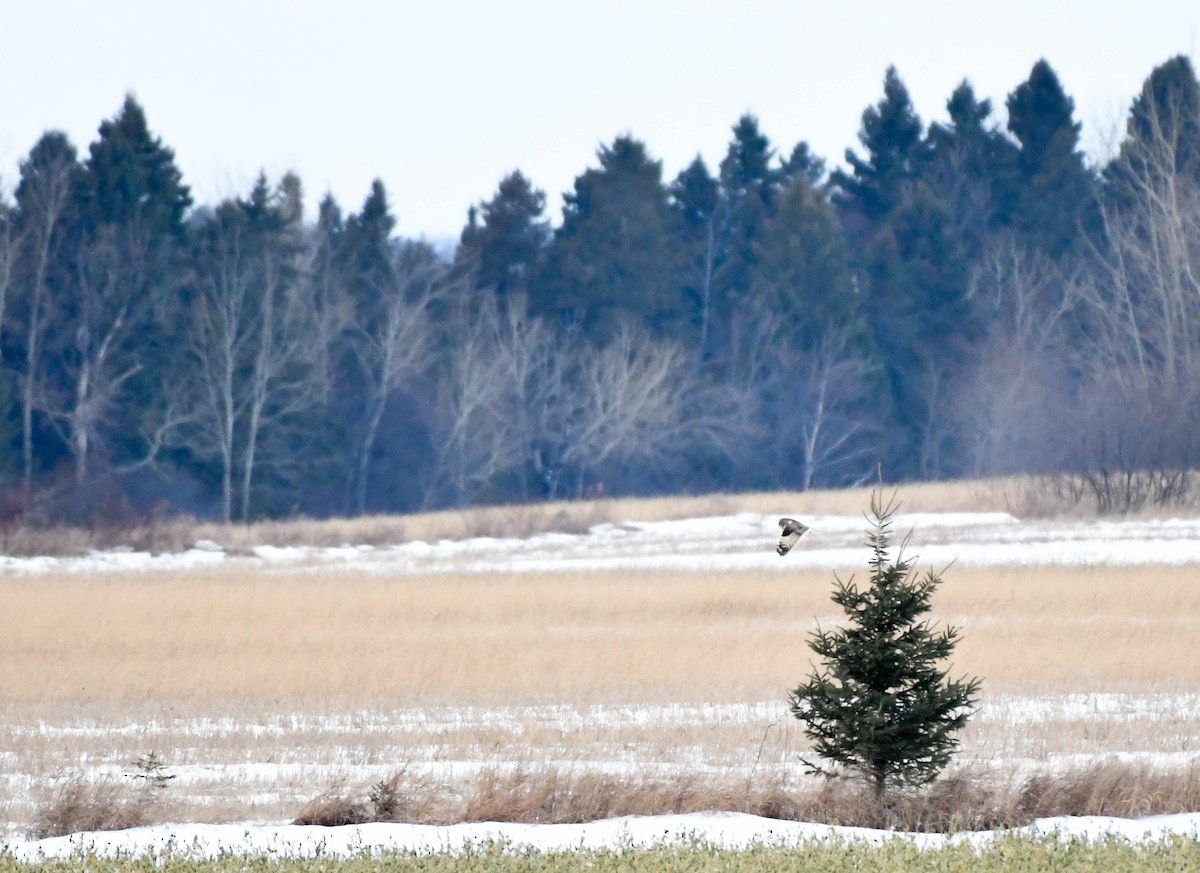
[3,835,1200,872]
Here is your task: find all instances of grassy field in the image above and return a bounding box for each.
[2,479,1200,840]
[3,837,1200,872]
[3,563,1197,709]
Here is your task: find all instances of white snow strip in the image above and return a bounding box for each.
[5,812,1200,860]
[3,510,1200,576]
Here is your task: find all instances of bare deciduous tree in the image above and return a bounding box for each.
[344,241,446,514]
[959,239,1083,475]
[1089,86,1200,391]
[428,292,524,506]
[34,229,146,490]
[563,327,688,491]
[11,135,76,494]
[181,189,325,521]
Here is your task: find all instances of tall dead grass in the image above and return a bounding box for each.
[290,759,1200,833]
[3,562,1197,713]
[30,776,168,839]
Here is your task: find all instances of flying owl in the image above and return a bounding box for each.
[776,518,811,556]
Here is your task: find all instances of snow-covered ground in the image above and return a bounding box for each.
[4,510,1200,577]
[3,508,1200,857]
[6,811,1200,860]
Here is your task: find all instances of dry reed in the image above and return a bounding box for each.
[3,562,1197,713]
[286,760,1200,833]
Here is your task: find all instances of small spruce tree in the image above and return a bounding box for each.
[789,491,980,801]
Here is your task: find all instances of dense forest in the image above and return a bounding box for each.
[2,55,1199,523]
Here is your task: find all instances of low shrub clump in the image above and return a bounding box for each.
[32,777,156,840]
[290,760,1200,833]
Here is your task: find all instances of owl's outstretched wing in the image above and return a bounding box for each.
[776,517,811,556]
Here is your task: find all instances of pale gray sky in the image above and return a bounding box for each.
[2,1,1198,240]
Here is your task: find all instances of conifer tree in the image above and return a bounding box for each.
[458,170,549,301]
[1004,60,1100,255]
[534,136,684,340]
[790,491,980,801]
[669,155,723,357]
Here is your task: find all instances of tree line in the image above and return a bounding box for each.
[2,55,1199,523]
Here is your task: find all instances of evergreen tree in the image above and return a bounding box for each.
[10,131,82,491]
[835,68,976,478]
[534,136,684,339]
[1004,60,1100,256]
[71,95,193,496]
[751,172,859,345]
[710,115,781,364]
[78,94,191,237]
[790,491,980,801]
[668,155,723,357]
[781,141,826,188]
[924,81,1018,260]
[1107,55,1200,197]
[458,170,549,300]
[341,179,396,319]
[833,66,926,227]
[179,174,315,521]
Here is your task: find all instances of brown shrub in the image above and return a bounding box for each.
[32,777,155,839]
[460,768,718,823]
[783,772,1028,832]
[292,782,372,827]
[294,760,1200,834]
[1016,759,1200,819]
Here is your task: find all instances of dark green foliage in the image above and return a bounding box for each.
[790,492,980,799]
[750,173,859,346]
[459,170,550,300]
[668,155,722,355]
[534,136,685,339]
[78,94,191,237]
[707,115,783,364]
[833,66,926,225]
[1108,55,1200,197]
[1003,60,1101,255]
[835,68,978,478]
[924,81,1019,259]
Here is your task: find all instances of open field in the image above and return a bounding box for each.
[3,832,1200,871]
[2,480,1200,853]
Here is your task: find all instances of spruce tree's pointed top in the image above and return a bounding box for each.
[15,130,80,216]
[561,135,667,229]
[1004,59,1098,254]
[81,93,191,234]
[462,169,549,297]
[781,141,826,187]
[945,81,993,137]
[597,135,662,177]
[317,192,343,234]
[834,66,926,220]
[669,155,719,228]
[356,179,396,239]
[719,113,776,199]
[1119,54,1200,180]
[1006,60,1081,168]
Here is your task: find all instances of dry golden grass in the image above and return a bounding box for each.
[3,561,1198,713]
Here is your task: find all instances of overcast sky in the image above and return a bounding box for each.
[2,1,1198,240]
